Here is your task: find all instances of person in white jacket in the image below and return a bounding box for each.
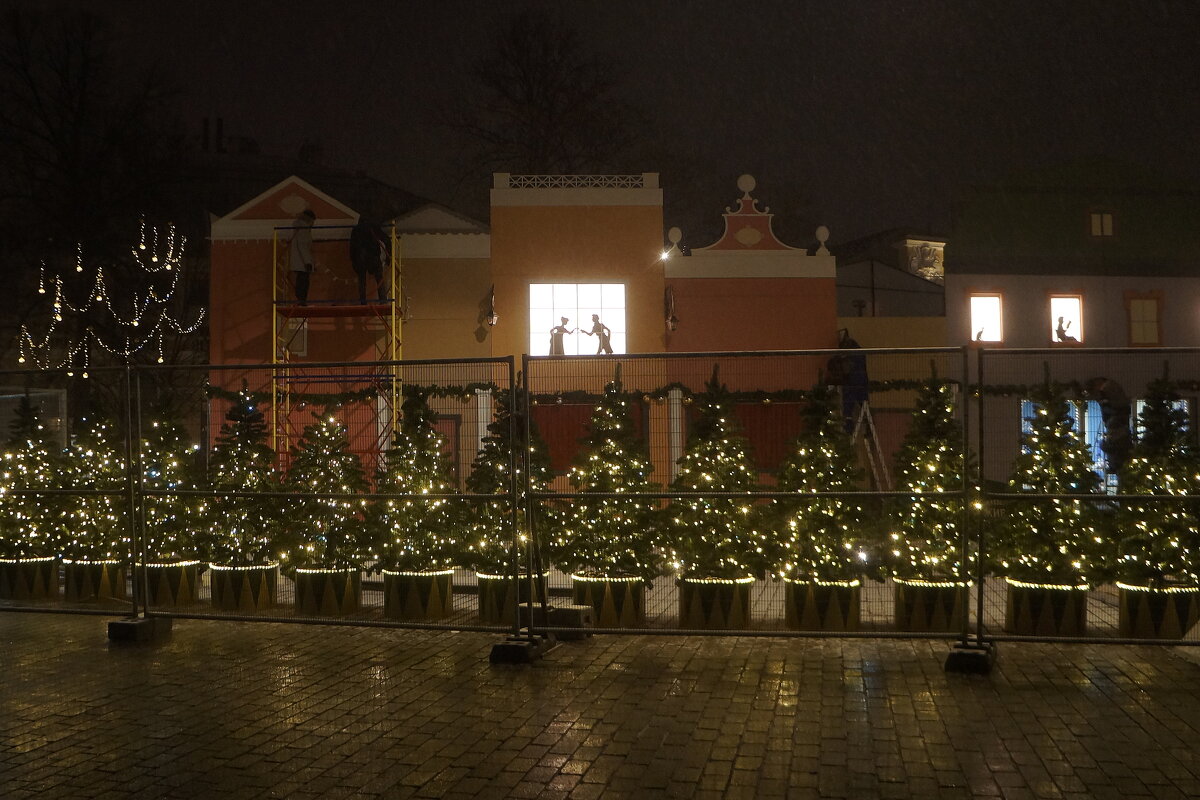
[288,209,316,304]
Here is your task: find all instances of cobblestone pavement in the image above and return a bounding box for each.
[2,613,1200,799]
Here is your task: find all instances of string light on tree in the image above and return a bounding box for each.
[999,376,1103,584]
[668,367,765,580]
[282,416,368,570]
[0,396,67,560]
[1114,376,1200,587]
[372,389,461,572]
[554,366,662,581]
[772,382,867,583]
[888,379,967,581]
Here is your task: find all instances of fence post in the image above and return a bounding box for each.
[108,364,171,642]
[946,346,996,673]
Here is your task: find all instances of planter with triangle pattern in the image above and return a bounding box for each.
[209,564,279,612]
[1117,583,1200,639]
[382,569,455,620]
[678,577,753,630]
[784,578,861,631]
[293,567,361,616]
[1004,578,1088,636]
[135,561,202,607]
[893,578,968,633]
[571,574,645,628]
[0,557,59,601]
[63,560,127,603]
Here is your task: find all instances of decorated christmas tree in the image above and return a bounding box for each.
[372,389,461,571]
[668,370,764,580]
[282,416,368,571]
[0,395,65,559]
[204,385,280,566]
[62,419,129,562]
[998,378,1103,584]
[887,380,967,581]
[554,367,661,580]
[1114,377,1200,586]
[464,386,553,574]
[139,418,201,563]
[772,383,868,583]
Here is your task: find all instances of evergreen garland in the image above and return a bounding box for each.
[771,384,868,583]
[553,366,662,581]
[1114,378,1200,586]
[371,389,462,572]
[667,369,765,580]
[887,380,967,581]
[282,416,368,570]
[998,379,1104,584]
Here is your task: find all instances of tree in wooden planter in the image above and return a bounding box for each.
[0,395,65,601]
[887,379,969,632]
[999,378,1103,635]
[771,383,868,631]
[1112,377,1200,638]
[283,416,369,616]
[204,385,281,610]
[61,420,129,602]
[668,371,764,630]
[372,389,462,620]
[464,388,553,624]
[554,368,661,627]
[136,418,204,606]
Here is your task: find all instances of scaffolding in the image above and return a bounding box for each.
[270,223,401,464]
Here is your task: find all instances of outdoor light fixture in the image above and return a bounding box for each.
[486,285,498,326]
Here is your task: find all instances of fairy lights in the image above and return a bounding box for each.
[282,416,368,570]
[668,370,765,581]
[555,367,662,581]
[17,220,205,372]
[771,383,866,584]
[371,390,461,572]
[998,379,1104,585]
[889,380,967,582]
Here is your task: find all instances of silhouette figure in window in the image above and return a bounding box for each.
[584,314,613,355]
[549,317,574,355]
[1056,316,1078,343]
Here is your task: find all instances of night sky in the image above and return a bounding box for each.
[97,0,1200,244]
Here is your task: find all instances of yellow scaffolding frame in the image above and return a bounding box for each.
[269,222,402,459]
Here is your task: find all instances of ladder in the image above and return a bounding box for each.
[851,400,891,491]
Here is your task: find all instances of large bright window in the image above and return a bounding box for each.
[969,295,1002,342]
[1050,295,1083,344]
[529,284,626,356]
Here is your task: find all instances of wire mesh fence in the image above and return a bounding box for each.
[2,347,1198,646]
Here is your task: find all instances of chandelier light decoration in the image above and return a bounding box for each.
[17,220,205,375]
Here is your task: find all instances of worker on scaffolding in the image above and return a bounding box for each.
[288,209,316,305]
[828,328,868,432]
[350,219,390,304]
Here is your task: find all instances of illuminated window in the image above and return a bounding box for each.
[1050,295,1083,344]
[1090,212,1113,237]
[1126,293,1161,346]
[969,295,1002,342]
[529,284,626,355]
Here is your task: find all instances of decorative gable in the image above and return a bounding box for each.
[211,175,359,240]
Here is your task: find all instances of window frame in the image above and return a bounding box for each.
[1048,292,1084,347]
[1088,211,1115,238]
[528,282,627,356]
[967,292,1004,345]
[1124,290,1163,347]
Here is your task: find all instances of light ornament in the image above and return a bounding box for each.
[17,220,205,373]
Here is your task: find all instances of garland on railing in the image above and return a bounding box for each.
[204,381,503,408]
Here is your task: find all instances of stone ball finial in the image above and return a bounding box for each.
[667,227,683,245]
[737,174,756,195]
[815,225,831,255]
